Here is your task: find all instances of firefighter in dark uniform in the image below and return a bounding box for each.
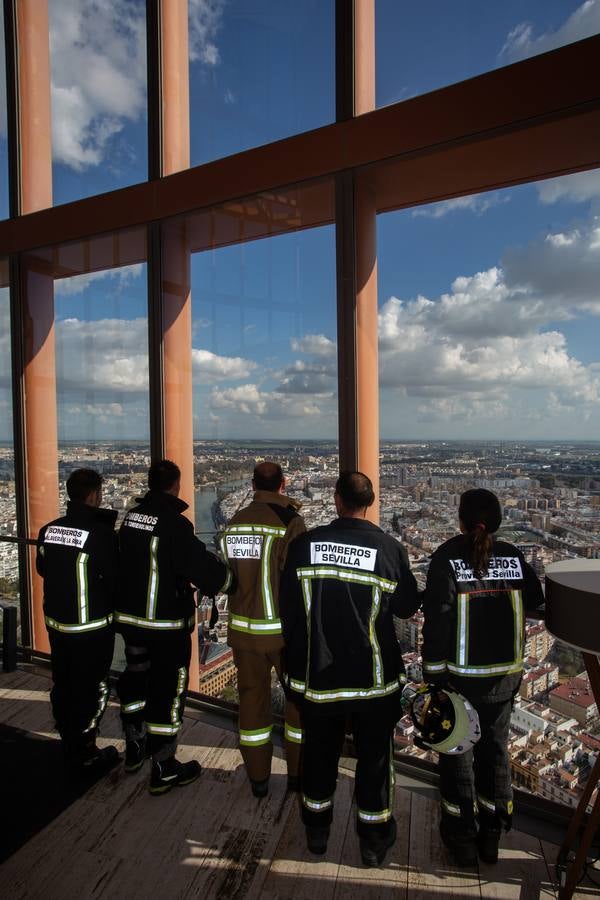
[221,461,306,798]
[36,468,119,769]
[115,459,231,795]
[422,488,545,866]
[280,471,420,867]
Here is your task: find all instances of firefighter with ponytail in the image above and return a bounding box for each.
[421,489,544,866]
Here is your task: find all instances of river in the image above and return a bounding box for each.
[194,477,248,546]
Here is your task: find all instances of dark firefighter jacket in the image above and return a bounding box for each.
[280,518,420,711]
[221,490,306,651]
[422,535,545,702]
[115,491,231,632]
[36,501,118,634]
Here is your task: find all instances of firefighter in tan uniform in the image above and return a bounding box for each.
[221,461,306,797]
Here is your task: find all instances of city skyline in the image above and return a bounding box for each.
[2,3,600,443]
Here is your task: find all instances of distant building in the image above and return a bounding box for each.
[550,678,598,725]
[524,622,555,661]
[198,636,236,697]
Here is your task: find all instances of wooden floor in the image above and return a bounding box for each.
[0,669,597,900]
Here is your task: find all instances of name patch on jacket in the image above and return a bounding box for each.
[310,542,377,571]
[44,526,89,549]
[451,557,523,581]
[226,534,263,559]
[124,512,158,532]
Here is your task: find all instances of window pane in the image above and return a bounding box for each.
[0,262,19,640]
[189,0,334,166]
[187,215,338,699]
[24,229,148,666]
[53,258,150,528]
[376,0,599,108]
[49,0,148,205]
[378,170,600,807]
[0,12,8,220]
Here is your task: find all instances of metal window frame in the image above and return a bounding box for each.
[1,0,600,826]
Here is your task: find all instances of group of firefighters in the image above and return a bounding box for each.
[37,459,544,869]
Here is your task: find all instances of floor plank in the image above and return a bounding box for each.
[407,792,482,898]
[479,830,556,899]
[1,670,590,900]
[260,770,356,900]
[333,776,410,898]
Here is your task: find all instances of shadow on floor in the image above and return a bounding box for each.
[0,723,118,862]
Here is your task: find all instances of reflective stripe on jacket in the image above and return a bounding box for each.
[422,535,545,702]
[280,518,420,709]
[223,491,306,651]
[116,491,230,632]
[36,501,118,633]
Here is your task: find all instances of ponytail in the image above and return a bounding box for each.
[467,526,494,580]
[458,489,502,580]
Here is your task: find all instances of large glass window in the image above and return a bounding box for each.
[378,170,600,806]
[376,1,600,108]
[186,209,337,699]
[0,11,8,220]
[23,230,148,664]
[49,0,148,205]
[189,0,334,167]
[52,237,150,511]
[0,260,19,638]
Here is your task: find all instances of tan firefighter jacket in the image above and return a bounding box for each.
[221,490,306,651]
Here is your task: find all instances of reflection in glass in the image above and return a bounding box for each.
[49,0,148,205]
[189,0,334,166]
[0,270,19,637]
[0,11,9,220]
[54,259,150,504]
[191,224,338,698]
[52,249,149,671]
[376,0,599,108]
[377,172,600,807]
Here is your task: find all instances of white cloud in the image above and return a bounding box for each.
[56,317,148,394]
[499,1,600,62]
[290,333,337,358]
[49,0,147,171]
[192,348,256,383]
[503,219,600,311]
[189,0,226,64]
[66,402,125,423]
[48,0,225,172]
[412,193,509,219]
[210,383,325,419]
[54,264,143,297]
[378,225,600,426]
[55,315,258,395]
[537,170,600,205]
[275,360,336,395]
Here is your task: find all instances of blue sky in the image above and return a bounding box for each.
[0,1,599,441]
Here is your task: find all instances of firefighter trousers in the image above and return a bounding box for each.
[233,646,303,783]
[301,695,400,840]
[117,626,191,759]
[439,696,514,836]
[48,627,114,752]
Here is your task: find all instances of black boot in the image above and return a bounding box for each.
[250,777,270,799]
[124,736,148,773]
[149,757,202,795]
[359,817,397,868]
[305,826,330,855]
[477,825,501,864]
[440,819,478,867]
[64,735,119,772]
[286,774,300,793]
